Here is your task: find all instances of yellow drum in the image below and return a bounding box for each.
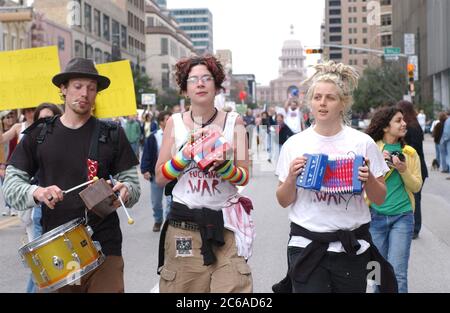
[18,218,104,292]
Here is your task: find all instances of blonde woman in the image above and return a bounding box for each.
[274,61,396,293]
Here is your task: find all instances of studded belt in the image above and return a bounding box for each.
[168,220,200,231]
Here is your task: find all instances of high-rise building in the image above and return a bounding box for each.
[322,0,393,72]
[393,0,449,109]
[169,8,213,55]
[144,0,195,92]
[33,0,145,70]
[323,0,343,62]
[216,49,233,96]
[155,0,166,10]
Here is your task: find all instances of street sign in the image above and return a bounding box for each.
[384,47,401,55]
[384,55,399,62]
[141,93,156,105]
[404,33,415,55]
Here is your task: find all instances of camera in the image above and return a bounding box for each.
[385,151,405,167]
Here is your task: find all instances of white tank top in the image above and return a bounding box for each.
[171,112,239,210]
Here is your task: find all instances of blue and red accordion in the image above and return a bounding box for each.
[296,154,365,194]
[189,130,232,171]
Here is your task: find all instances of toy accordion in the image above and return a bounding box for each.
[189,131,232,171]
[296,154,365,194]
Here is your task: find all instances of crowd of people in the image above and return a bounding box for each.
[0,54,443,294]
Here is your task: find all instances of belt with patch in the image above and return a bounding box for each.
[169,220,200,231]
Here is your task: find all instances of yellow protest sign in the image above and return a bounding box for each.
[94,60,136,119]
[0,46,61,110]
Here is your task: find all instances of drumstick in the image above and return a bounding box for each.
[63,176,99,194]
[109,175,134,225]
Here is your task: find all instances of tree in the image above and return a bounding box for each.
[132,68,157,108]
[157,88,183,111]
[353,63,407,114]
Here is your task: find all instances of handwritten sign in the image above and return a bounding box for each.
[94,60,137,118]
[0,46,61,110]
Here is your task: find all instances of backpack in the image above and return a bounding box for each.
[24,115,120,162]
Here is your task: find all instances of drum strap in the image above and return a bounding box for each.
[87,119,120,180]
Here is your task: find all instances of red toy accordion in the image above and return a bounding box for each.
[188,131,232,171]
[296,154,365,194]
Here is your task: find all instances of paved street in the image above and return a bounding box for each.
[1,134,450,292]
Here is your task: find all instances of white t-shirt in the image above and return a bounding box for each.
[276,125,389,254]
[284,107,302,134]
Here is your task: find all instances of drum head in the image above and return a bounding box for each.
[18,218,84,255]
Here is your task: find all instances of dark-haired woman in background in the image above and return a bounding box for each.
[366,106,422,293]
[396,101,428,240]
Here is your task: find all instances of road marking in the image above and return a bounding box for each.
[0,217,20,229]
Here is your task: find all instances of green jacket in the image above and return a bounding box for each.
[125,120,141,144]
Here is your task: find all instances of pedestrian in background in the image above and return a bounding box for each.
[125,114,142,158]
[141,111,172,232]
[366,106,422,293]
[417,109,426,133]
[439,111,450,174]
[397,101,428,239]
[432,112,447,169]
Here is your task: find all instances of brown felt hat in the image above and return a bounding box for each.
[52,58,110,91]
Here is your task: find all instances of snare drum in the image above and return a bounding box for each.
[18,218,104,292]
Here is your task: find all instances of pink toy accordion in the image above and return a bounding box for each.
[296,154,365,194]
[188,131,232,171]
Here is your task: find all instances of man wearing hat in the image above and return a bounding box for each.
[3,58,141,293]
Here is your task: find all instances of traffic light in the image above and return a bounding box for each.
[407,64,415,83]
[306,49,323,54]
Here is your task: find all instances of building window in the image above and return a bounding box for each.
[74,40,84,57]
[121,25,127,49]
[84,3,92,33]
[57,36,65,51]
[86,45,93,60]
[95,48,102,63]
[112,19,120,47]
[147,17,154,27]
[103,14,110,41]
[363,59,368,65]
[103,52,111,62]
[161,38,168,55]
[381,34,392,46]
[381,14,392,26]
[94,9,101,37]
[381,0,391,5]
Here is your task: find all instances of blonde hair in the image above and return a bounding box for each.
[303,61,359,125]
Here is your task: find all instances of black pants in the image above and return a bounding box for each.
[287,246,370,293]
[413,178,425,235]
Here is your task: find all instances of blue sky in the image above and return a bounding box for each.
[168,0,324,85]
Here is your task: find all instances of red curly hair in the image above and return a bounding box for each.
[175,55,225,94]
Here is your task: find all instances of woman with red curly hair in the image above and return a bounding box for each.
[155,55,253,292]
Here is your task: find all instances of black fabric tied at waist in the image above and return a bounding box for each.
[272,222,398,293]
[158,202,225,273]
